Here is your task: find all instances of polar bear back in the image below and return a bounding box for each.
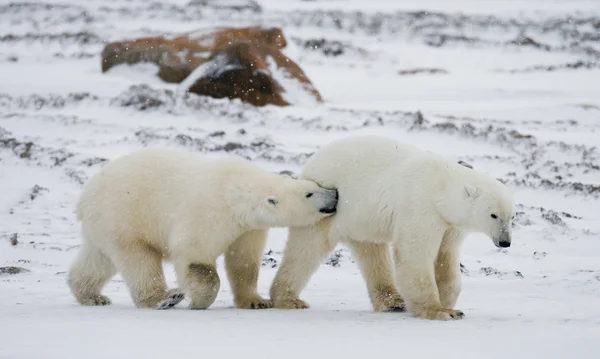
[76,147,261,251]
[301,136,452,242]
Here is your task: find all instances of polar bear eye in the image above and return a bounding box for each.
[266,197,278,206]
[490,214,498,219]
[305,193,313,198]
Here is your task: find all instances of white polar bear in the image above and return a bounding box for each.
[270,135,515,320]
[67,147,338,310]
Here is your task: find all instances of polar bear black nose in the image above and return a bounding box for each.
[498,241,511,248]
[317,188,338,214]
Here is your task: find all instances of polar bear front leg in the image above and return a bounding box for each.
[393,230,464,321]
[435,229,465,309]
[270,218,336,309]
[345,239,404,312]
[225,229,272,309]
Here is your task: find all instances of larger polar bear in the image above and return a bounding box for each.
[270,135,515,320]
[67,147,338,310]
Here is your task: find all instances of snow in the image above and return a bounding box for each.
[266,56,321,106]
[1,0,600,358]
[177,52,244,96]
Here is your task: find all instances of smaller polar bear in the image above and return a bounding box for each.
[270,135,515,320]
[67,148,338,310]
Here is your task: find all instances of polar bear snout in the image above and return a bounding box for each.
[494,231,511,248]
[314,189,338,214]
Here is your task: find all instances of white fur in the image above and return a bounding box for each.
[67,147,337,310]
[270,135,516,320]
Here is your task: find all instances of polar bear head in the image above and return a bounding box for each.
[440,173,516,248]
[462,181,515,248]
[232,176,338,229]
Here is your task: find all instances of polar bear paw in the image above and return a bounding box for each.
[373,292,406,312]
[81,295,112,306]
[439,309,465,320]
[235,295,273,309]
[273,298,310,310]
[385,304,406,312]
[156,291,186,310]
[418,308,465,321]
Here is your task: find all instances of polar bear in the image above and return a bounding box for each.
[270,135,515,320]
[67,147,338,310]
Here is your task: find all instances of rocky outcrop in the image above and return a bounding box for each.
[101,26,323,107]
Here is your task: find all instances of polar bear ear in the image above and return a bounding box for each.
[265,196,278,206]
[464,184,480,198]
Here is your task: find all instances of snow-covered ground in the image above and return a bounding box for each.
[1,0,599,358]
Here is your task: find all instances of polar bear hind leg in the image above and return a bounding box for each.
[67,241,116,306]
[344,239,405,312]
[225,229,272,309]
[110,242,180,309]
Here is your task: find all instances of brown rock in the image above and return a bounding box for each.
[101,26,322,107]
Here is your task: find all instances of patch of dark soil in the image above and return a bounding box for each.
[425,34,488,47]
[217,142,245,152]
[398,68,448,75]
[325,250,343,267]
[0,32,101,45]
[65,168,86,185]
[53,52,96,59]
[292,37,367,57]
[479,266,524,279]
[540,209,566,226]
[262,249,278,268]
[0,266,30,275]
[507,35,551,50]
[112,85,175,111]
[511,177,600,197]
[209,131,226,137]
[0,93,98,110]
[80,157,107,167]
[508,60,600,73]
[28,184,49,201]
[0,138,35,159]
[187,0,262,13]
[0,137,75,167]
